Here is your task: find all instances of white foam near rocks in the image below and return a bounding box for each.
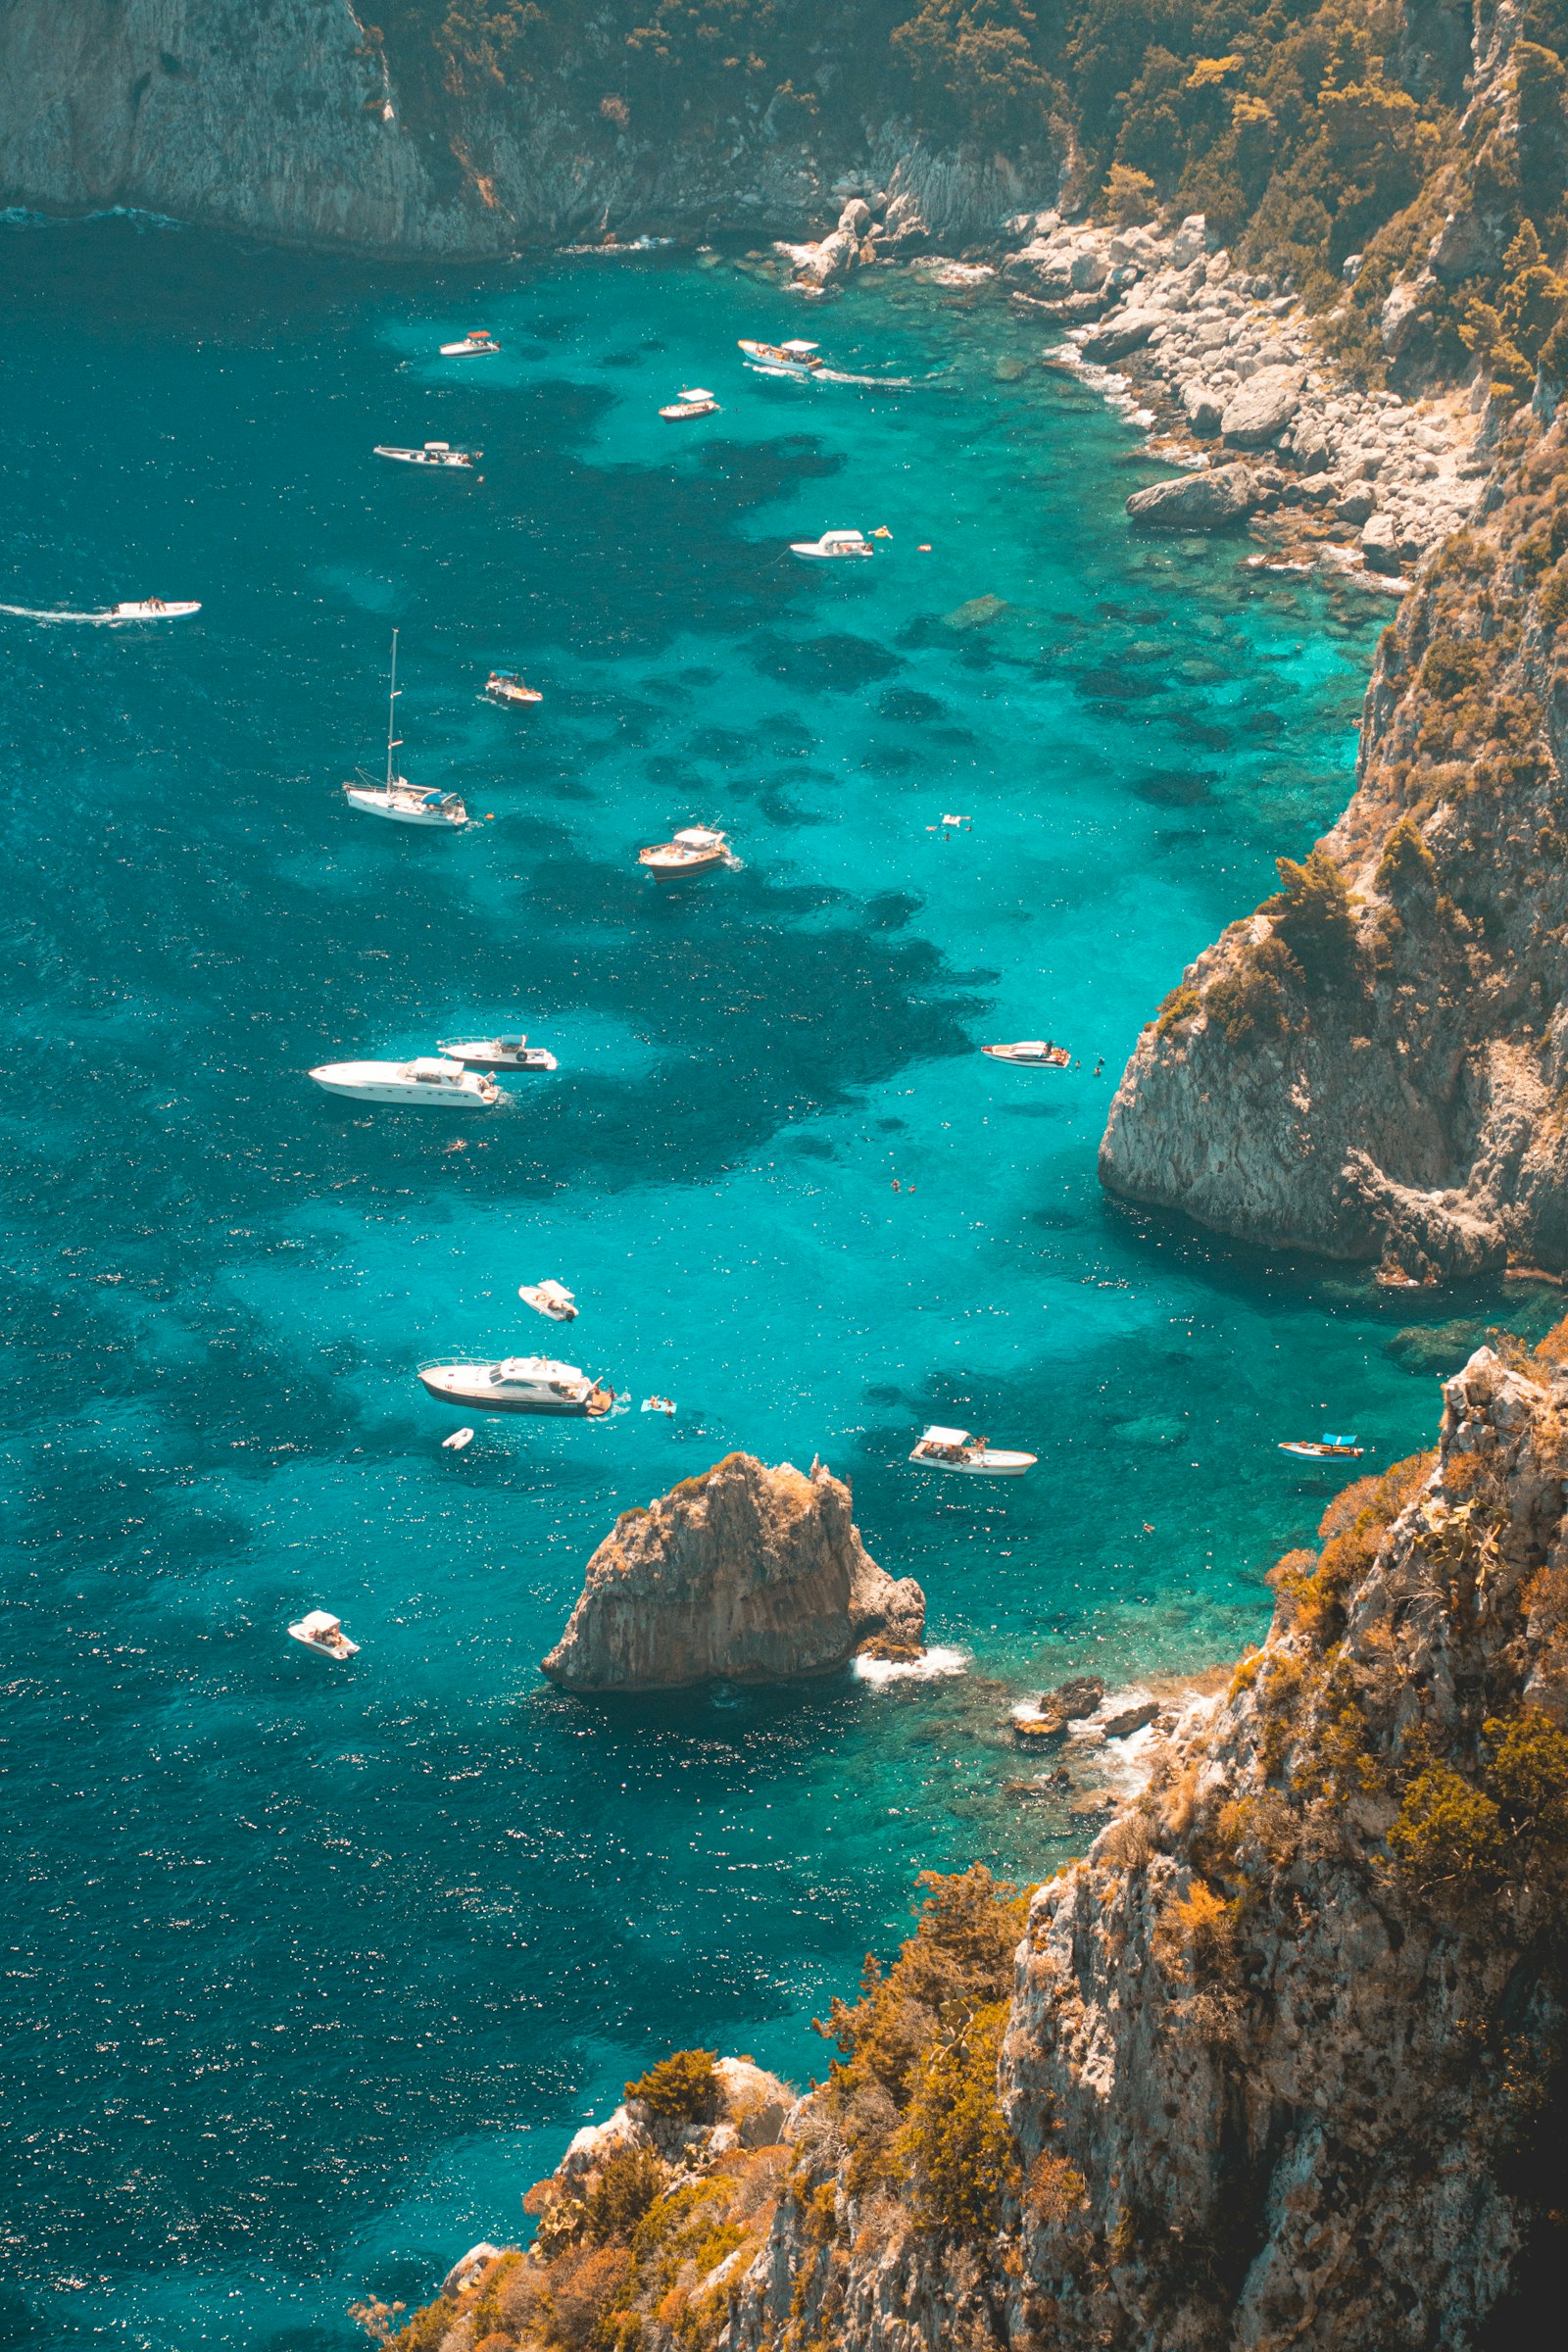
[855,1643,968,1685]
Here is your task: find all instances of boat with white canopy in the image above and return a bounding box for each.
[417,1355,615,1416]
[638,825,734,880]
[518,1280,577,1321]
[374,440,480,468]
[739,338,823,377]
[908,1425,1037,1477]
[790,529,873,562]
[660,389,720,419]
[439,1036,558,1072]
[288,1609,360,1659]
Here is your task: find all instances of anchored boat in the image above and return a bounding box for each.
[309,1057,501,1108]
[1279,1433,1366,1459]
[790,529,873,562]
[440,330,499,357]
[518,1280,577,1321]
[374,440,481,468]
[343,631,469,828]
[638,825,733,881]
[909,1424,1038,1477]
[439,1036,558,1072]
[288,1609,360,1659]
[483,670,542,707]
[660,388,720,419]
[417,1355,615,1417]
[983,1041,1071,1068]
[738,338,823,378]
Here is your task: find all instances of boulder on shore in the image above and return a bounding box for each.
[1125,466,1262,528]
[1220,366,1302,447]
[541,1451,924,1690]
[1078,310,1160,364]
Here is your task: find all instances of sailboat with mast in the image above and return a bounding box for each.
[342,630,468,828]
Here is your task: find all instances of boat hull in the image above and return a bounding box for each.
[441,1049,557,1071]
[310,1069,495,1108]
[982,1048,1069,1068]
[343,789,466,828]
[417,1369,604,1416]
[287,1626,360,1658]
[909,1448,1037,1476]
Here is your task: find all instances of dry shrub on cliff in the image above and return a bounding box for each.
[893,1998,1021,2236]
[1389,1708,1568,1908]
[625,2045,719,2121]
[1025,2148,1090,2227]
[1152,1877,1238,1983]
[1202,934,1298,1045]
[1098,1807,1158,1871]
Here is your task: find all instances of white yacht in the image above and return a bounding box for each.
[309,1057,501,1108]
[738,338,823,377]
[440,330,499,357]
[983,1041,1071,1068]
[518,1280,577,1320]
[417,1355,615,1416]
[374,440,481,468]
[790,529,873,562]
[638,825,732,881]
[439,1036,558,1072]
[288,1609,360,1659]
[343,631,469,828]
[660,389,720,419]
[908,1425,1037,1477]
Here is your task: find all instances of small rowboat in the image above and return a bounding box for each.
[519,1280,577,1322]
[983,1041,1071,1068]
[1279,1434,1366,1460]
[738,338,823,377]
[909,1425,1037,1477]
[639,825,733,881]
[288,1609,360,1659]
[483,671,542,707]
[374,441,481,468]
[660,388,720,419]
[440,330,499,357]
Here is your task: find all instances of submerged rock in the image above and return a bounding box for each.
[541,1451,924,1690]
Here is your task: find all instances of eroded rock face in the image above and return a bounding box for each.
[1125,465,1263,528]
[540,1451,923,1690]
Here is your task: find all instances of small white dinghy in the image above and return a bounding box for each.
[440,1036,558,1072]
[442,1427,475,1451]
[519,1280,577,1321]
[288,1609,360,1659]
[660,388,720,419]
[309,1057,502,1108]
[908,1424,1037,1477]
[374,440,481,469]
[638,825,734,881]
[344,631,469,828]
[983,1041,1071,1068]
[417,1356,615,1417]
[440,329,499,357]
[790,529,873,562]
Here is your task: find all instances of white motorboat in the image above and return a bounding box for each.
[660,389,720,419]
[519,1280,577,1321]
[638,825,733,880]
[482,670,542,707]
[983,1041,1071,1068]
[0,598,201,622]
[374,440,481,468]
[440,329,499,357]
[1279,1433,1366,1460]
[417,1355,615,1416]
[790,529,873,562]
[440,1036,558,1072]
[309,1057,502,1107]
[738,338,823,377]
[343,630,469,828]
[288,1609,360,1659]
[908,1425,1037,1477]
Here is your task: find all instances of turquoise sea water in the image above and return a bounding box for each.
[0,218,1544,2350]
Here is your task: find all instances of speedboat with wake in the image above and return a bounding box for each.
[343,630,469,828]
[288,1609,360,1659]
[983,1041,1071,1068]
[309,1057,502,1108]
[417,1355,615,1416]
[374,440,481,469]
[1279,1433,1366,1459]
[660,388,720,419]
[638,825,734,881]
[519,1280,577,1321]
[439,1036,558,1072]
[909,1425,1037,1477]
[440,329,499,357]
[738,338,823,378]
[482,670,542,707]
[0,598,201,622]
[790,529,872,562]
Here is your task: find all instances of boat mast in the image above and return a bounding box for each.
[385,628,403,791]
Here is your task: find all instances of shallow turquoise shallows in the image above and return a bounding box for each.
[0,218,1536,2351]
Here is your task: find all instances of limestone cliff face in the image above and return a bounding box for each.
[0,0,1054,251]
[1102,397,1568,1281]
[540,1450,924,1690]
[727,1342,1568,2347]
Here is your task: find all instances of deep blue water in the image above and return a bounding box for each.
[0,217,1540,2350]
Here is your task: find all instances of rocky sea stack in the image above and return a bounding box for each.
[540,1451,924,1691]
